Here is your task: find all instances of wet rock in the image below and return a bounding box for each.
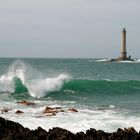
[1,107,12,114]
[17,100,35,106]
[76,132,86,140]
[86,128,97,138]
[15,110,24,114]
[0,117,30,140]
[117,128,126,136]
[48,127,76,140]
[124,127,137,134]
[0,117,139,140]
[67,108,78,112]
[43,106,64,114]
[45,112,56,116]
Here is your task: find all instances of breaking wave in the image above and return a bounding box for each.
[28,74,70,98]
[0,60,70,98]
[1,60,140,99]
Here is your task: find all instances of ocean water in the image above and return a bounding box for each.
[0,58,140,133]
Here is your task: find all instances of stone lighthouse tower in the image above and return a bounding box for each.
[108,28,133,62]
[120,28,127,60]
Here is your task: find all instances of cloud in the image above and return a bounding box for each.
[0,0,140,57]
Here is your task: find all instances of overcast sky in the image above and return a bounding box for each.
[0,0,140,58]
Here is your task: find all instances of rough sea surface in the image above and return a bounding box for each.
[0,58,140,133]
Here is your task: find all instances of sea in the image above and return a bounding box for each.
[0,58,140,133]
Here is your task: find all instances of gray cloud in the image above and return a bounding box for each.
[0,0,140,58]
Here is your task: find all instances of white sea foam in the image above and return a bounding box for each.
[0,60,71,98]
[1,102,140,133]
[119,60,134,63]
[0,60,26,92]
[0,60,26,83]
[96,59,111,62]
[96,58,140,63]
[28,74,70,98]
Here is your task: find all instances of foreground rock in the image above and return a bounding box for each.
[17,100,35,106]
[15,110,24,114]
[1,107,12,114]
[0,117,140,140]
[43,106,64,114]
[67,108,78,112]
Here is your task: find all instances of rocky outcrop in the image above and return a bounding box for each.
[0,117,140,140]
[1,108,12,114]
[43,106,64,114]
[15,110,24,114]
[17,100,35,106]
[67,108,78,112]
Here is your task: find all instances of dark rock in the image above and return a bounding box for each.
[17,100,35,106]
[1,107,12,114]
[45,112,56,116]
[48,127,76,140]
[67,108,78,112]
[76,132,86,140]
[86,128,97,138]
[124,127,137,134]
[15,110,24,114]
[0,117,139,140]
[43,106,64,114]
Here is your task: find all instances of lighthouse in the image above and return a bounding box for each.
[103,28,133,62]
[107,28,133,62]
[120,28,127,60]
[118,28,131,61]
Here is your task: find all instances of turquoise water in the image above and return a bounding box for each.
[0,58,140,132]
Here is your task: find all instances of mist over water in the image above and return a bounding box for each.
[0,58,140,132]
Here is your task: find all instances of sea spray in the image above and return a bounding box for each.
[0,60,26,93]
[0,60,71,98]
[28,74,70,98]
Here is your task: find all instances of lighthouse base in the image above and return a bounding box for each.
[106,57,134,63]
[103,55,134,62]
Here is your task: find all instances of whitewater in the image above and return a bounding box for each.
[0,58,140,133]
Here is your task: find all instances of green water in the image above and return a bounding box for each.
[0,58,140,132]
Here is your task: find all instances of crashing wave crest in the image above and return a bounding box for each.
[0,60,70,98]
